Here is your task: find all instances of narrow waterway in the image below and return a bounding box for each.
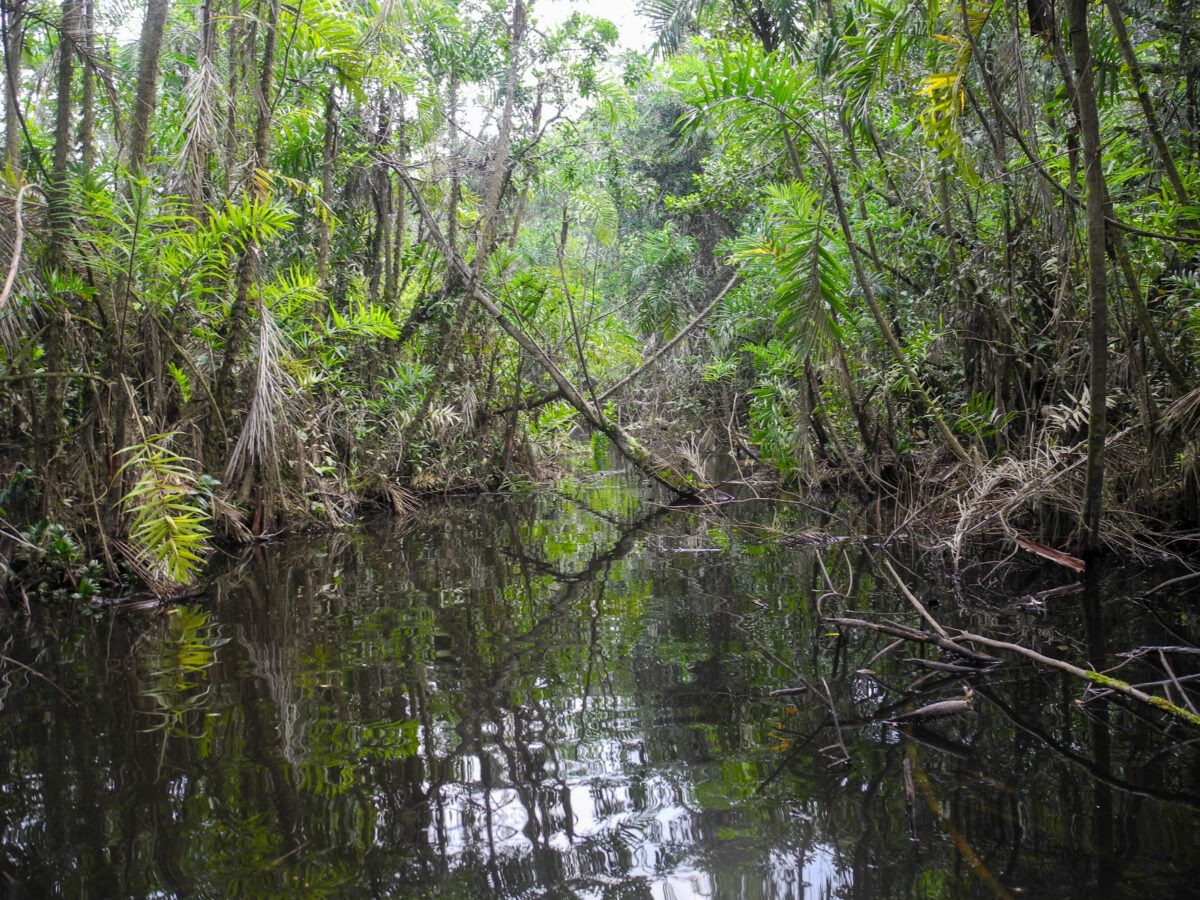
[1,470,1198,898]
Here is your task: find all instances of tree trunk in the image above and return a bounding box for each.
[396,0,526,455]
[506,91,540,249]
[395,165,701,497]
[42,0,80,499]
[1173,0,1198,159]
[79,0,94,173]
[1105,0,1189,206]
[221,0,241,197]
[317,85,335,292]
[367,88,391,301]
[49,0,77,267]
[125,0,170,179]
[390,173,406,298]
[248,0,276,180]
[476,0,524,262]
[389,103,407,298]
[186,0,217,216]
[213,0,278,443]
[821,147,974,465]
[1,0,21,170]
[445,72,460,273]
[1068,0,1110,555]
[368,182,386,301]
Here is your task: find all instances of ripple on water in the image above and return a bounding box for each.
[1,483,1198,898]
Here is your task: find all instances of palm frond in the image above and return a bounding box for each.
[639,0,706,56]
[117,434,212,592]
[730,181,849,361]
[838,0,925,116]
[681,40,816,141]
[178,50,223,207]
[226,301,294,485]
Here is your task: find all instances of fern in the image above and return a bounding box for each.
[117,435,212,590]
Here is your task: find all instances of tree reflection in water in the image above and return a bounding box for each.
[0,473,1198,897]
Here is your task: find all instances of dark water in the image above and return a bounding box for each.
[2,471,1199,898]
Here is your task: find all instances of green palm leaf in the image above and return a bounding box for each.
[730,182,849,361]
[117,434,213,591]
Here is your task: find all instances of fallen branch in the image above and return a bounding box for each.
[1159,649,1199,717]
[819,676,851,766]
[952,630,1200,729]
[825,615,998,665]
[906,743,1015,899]
[870,557,1200,729]
[390,162,702,498]
[597,274,738,403]
[889,687,975,723]
[1013,535,1086,572]
[882,558,950,639]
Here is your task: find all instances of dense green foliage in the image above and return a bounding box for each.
[1,0,1198,592]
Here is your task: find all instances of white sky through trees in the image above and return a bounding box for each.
[534,0,653,50]
[110,0,655,51]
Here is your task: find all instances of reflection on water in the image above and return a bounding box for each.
[1,471,1199,898]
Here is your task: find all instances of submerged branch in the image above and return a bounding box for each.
[0,653,78,706]
[952,631,1200,729]
[823,615,998,664]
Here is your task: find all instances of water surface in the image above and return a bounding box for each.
[2,472,1198,897]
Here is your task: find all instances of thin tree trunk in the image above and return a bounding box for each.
[445,72,460,264]
[507,91,540,250]
[982,2,1060,233]
[317,85,335,291]
[125,0,170,179]
[1105,0,1189,205]
[102,0,170,507]
[1110,225,1186,391]
[1181,0,1199,158]
[186,0,217,216]
[42,0,80,498]
[368,184,386,300]
[1,0,21,170]
[389,105,407,297]
[1068,0,1110,554]
[381,183,395,301]
[819,146,973,465]
[395,165,700,497]
[599,276,737,403]
[248,0,276,180]
[79,0,94,173]
[221,0,241,196]
[49,0,77,267]
[397,0,525,452]
[213,0,278,436]
[368,87,391,301]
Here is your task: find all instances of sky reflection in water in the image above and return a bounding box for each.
[1,471,1198,897]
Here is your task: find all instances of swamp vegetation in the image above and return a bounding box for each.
[2,0,1200,587]
[3,0,1200,893]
